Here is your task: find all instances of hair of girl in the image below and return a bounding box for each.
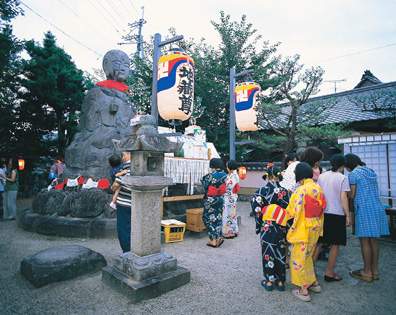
[329,154,346,172]
[345,153,366,171]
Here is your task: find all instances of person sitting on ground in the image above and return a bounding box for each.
[201,158,227,248]
[285,162,326,302]
[312,154,352,282]
[251,166,290,292]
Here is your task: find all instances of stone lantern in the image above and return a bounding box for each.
[102,115,190,303]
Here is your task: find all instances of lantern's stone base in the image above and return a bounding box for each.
[102,255,190,303]
[113,251,177,282]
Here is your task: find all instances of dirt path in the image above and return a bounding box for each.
[0,197,395,314]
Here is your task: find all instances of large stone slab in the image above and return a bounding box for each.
[21,245,107,288]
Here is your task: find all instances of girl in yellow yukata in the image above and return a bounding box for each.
[286,162,327,302]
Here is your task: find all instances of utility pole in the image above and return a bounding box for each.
[323,79,346,93]
[119,7,146,63]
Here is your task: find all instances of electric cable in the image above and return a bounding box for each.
[86,0,121,33]
[320,42,396,62]
[96,0,126,32]
[105,0,128,25]
[20,1,102,58]
[57,0,117,46]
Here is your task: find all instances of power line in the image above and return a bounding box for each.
[20,1,102,58]
[56,0,116,46]
[105,0,128,25]
[128,0,141,16]
[96,0,126,32]
[86,0,121,34]
[321,42,396,62]
[117,0,137,22]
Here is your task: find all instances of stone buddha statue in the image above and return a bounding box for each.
[64,49,135,180]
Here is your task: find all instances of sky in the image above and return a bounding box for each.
[11,0,396,96]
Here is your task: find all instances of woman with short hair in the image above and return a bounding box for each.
[313,154,352,282]
[345,153,389,282]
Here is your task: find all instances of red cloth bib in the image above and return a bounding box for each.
[96,80,130,92]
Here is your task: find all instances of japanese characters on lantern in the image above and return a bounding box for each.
[234,82,262,131]
[157,51,195,121]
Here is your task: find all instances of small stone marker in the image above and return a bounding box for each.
[21,245,107,288]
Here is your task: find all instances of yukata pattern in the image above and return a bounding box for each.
[286,179,324,288]
[222,170,240,235]
[201,170,227,241]
[348,166,389,238]
[251,181,290,283]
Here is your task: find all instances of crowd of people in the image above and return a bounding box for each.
[1,147,390,303]
[201,147,390,303]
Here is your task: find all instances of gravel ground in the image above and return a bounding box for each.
[0,196,395,315]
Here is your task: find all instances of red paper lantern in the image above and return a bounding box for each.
[238,167,247,179]
[18,159,25,171]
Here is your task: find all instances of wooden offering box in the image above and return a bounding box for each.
[186,208,205,232]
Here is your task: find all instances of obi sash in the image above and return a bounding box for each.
[207,183,226,197]
[261,204,287,226]
[304,194,327,218]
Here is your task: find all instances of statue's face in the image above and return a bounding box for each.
[104,52,130,82]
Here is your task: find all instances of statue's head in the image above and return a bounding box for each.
[102,50,130,82]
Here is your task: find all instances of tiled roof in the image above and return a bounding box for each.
[260,81,396,129]
[354,70,383,89]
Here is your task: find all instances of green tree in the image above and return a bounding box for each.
[0,0,23,155]
[258,54,348,165]
[18,31,89,154]
[191,11,279,158]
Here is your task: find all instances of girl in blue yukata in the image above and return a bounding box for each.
[201,158,227,248]
[251,166,290,292]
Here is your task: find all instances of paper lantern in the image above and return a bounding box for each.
[157,50,194,121]
[18,159,25,171]
[238,167,247,179]
[234,82,261,131]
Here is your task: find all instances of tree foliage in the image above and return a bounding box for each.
[18,31,89,155]
[258,54,347,164]
[0,0,23,156]
[190,11,279,158]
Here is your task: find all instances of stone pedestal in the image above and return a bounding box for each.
[102,115,189,303]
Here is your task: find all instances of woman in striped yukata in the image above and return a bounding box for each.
[251,166,290,292]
